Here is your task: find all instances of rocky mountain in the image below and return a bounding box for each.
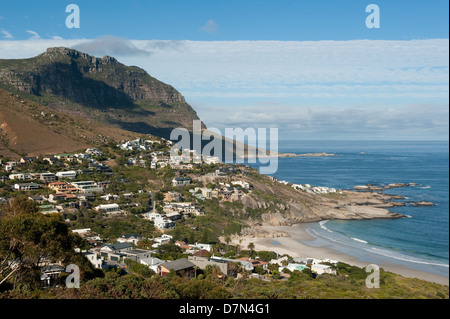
[0,47,204,139]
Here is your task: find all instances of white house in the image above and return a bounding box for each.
[154,216,174,229]
[153,234,173,244]
[144,212,162,221]
[231,180,250,189]
[311,264,337,275]
[14,183,40,191]
[194,243,212,252]
[84,252,103,269]
[9,173,32,181]
[140,257,164,273]
[94,204,121,214]
[56,171,77,179]
[172,177,192,187]
[72,228,90,235]
[117,234,142,245]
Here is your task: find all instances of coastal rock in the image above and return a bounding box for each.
[237,227,290,239]
[411,201,435,207]
[384,183,418,189]
[354,185,383,191]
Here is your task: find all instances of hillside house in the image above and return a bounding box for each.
[159,259,196,277]
[9,173,32,181]
[84,252,103,269]
[172,177,192,187]
[71,181,103,193]
[56,171,77,179]
[140,257,163,273]
[117,234,143,245]
[94,203,121,215]
[14,183,40,191]
[40,172,57,183]
[20,156,38,164]
[164,191,182,202]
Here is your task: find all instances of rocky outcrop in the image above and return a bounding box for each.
[411,201,435,207]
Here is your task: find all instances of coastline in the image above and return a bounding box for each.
[230,223,449,286]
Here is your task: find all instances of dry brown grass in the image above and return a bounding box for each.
[0,88,138,158]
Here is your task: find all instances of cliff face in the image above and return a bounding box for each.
[0,47,204,138]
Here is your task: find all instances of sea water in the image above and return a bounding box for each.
[250,140,449,277]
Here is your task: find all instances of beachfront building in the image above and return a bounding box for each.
[311,264,337,275]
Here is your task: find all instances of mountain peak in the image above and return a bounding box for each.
[43,47,118,65]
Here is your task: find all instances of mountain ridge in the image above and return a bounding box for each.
[0,47,204,139]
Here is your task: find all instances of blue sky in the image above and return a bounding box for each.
[0,1,449,140]
[0,0,448,41]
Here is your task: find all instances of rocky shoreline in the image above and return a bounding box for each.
[237,176,436,240]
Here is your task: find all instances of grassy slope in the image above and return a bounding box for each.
[0,88,138,158]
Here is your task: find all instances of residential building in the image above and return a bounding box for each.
[43,157,59,165]
[236,257,268,270]
[71,181,104,193]
[40,172,56,183]
[14,183,40,191]
[140,257,163,273]
[117,234,143,245]
[209,256,254,272]
[40,264,65,288]
[100,243,134,253]
[159,259,196,277]
[188,256,228,276]
[28,195,46,204]
[121,249,153,262]
[231,180,250,189]
[172,177,192,187]
[9,173,32,181]
[84,252,103,269]
[311,264,337,275]
[48,181,72,192]
[20,156,38,164]
[165,211,181,221]
[94,203,121,214]
[154,216,174,229]
[164,191,182,202]
[56,171,77,179]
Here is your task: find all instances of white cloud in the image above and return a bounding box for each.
[73,35,153,57]
[200,20,218,34]
[1,30,13,39]
[195,102,449,140]
[0,38,447,140]
[26,30,40,39]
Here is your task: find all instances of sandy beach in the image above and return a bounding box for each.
[230,223,449,286]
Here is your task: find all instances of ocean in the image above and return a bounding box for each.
[249,140,449,278]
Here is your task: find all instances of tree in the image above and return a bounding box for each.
[224,236,231,252]
[247,242,255,255]
[0,197,85,290]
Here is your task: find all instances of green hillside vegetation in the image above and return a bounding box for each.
[0,197,448,299]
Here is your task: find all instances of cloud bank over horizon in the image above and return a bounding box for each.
[0,37,448,140]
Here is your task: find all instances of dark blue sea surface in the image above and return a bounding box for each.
[250,140,449,277]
